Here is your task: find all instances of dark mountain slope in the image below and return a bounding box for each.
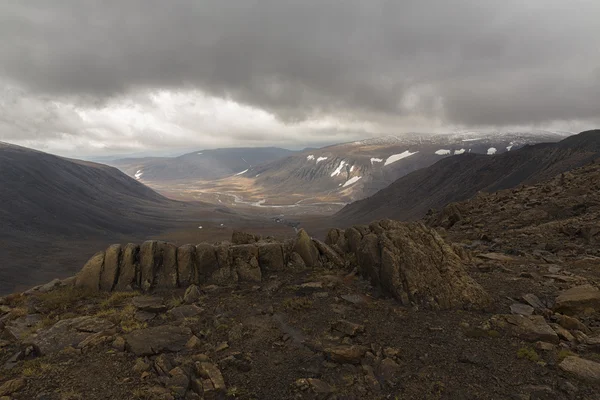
[335,129,600,225]
[0,142,292,294]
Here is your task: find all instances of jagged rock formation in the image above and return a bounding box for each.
[325,220,491,309]
[74,221,490,310]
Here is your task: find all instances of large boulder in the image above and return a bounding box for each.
[312,239,345,268]
[139,240,158,291]
[554,285,600,316]
[31,316,114,355]
[196,243,220,283]
[138,241,178,290]
[258,243,285,272]
[177,244,197,287]
[346,220,490,309]
[293,229,320,267]
[231,245,261,282]
[114,243,140,291]
[75,251,105,290]
[99,244,122,291]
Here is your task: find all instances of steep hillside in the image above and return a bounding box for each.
[0,143,292,294]
[112,147,296,182]
[335,130,600,225]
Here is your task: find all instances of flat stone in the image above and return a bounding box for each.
[324,345,368,364]
[125,325,192,356]
[131,296,167,313]
[5,314,42,341]
[535,341,556,351]
[559,356,600,382]
[183,284,202,304]
[522,293,546,311]
[168,305,202,319]
[491,314,559,343]
[550,323,575,342]
[134,311,156,322]
[557,315,590,334]
[511,303,534,316]
[31,316,113,355]
[554,285,600,316]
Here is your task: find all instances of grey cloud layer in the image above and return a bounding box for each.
[1,0,599,127]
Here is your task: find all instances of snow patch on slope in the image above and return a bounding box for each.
[370,158,383,165]
[435,149,451,155]
[235,169,249,176]
[331,161,347,177]
[134,170,143,180]
[384,151,418,166]
[316,157,328,164]
[487,147,497,155]
[343,176,362,187]
[454,149,466,155]
[306,155,315,161]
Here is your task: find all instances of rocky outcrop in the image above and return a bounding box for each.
[327,220,491,309]
[73,221,489,310]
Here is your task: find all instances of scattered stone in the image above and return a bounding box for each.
[522,293,546,311]
[324,345,368,364]
[132,296,167,313]
[215,342,229,352]
[510,303,534,316]
[186,335,202,350]
[5,314,42,341]
[491,315,559,343]
[125,325,192,356]
[559,356,600,382]
[112,336,126,351]
[554,285,600,316]
[133,358,151,373]
[300,282,323,289]
[197,362,226,393]
[548,265,562,274]
[557,314,591,334]
[183,284,202,304]
[167,367,190,397]
[168,304,202,319]
[535,341,555,351]
[551,323,576,342]
[294,378,334,394]
[0,378,26,396]
[378,358,401,385]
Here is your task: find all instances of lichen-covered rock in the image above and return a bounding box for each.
[232,230,260,245]
[100,244,122,291]
[196,243,219,283]
[139,240,158,291]
[114,243,139,291]
[293,229,320,267]
[177,244,197,287]
[258,243,285,272]
[154,242,178,288]
[347,220,490,309]
[312,238,345,268]
[75,251,105,290]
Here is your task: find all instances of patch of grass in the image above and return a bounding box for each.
[283,297,314,311]
[487,330,501,338]
[95,304,147,333]
[19,359,53,377]
[166,296,184,308]
[60,390,83,400]
[99,291,140,309]
[558,349,577,362]
[517,347,540,362]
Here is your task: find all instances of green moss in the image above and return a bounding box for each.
[517,347,540,362]
[558,349,577,362]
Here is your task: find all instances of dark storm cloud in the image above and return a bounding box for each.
[1,0,598,129]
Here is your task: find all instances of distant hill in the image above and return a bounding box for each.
[211,131,566,205]
[334,129,600,225]
[111,147,297,182]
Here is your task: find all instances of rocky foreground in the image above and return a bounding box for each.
[2,164,600,399]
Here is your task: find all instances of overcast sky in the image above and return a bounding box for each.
[1,1,599,156]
